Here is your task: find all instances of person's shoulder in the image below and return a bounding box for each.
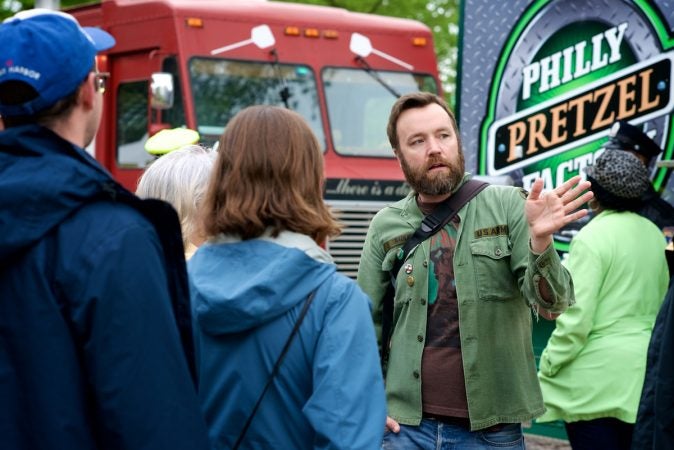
[318,271,371,309]
[631,210,670,234]
[312,275,375,331]
[472,184,527,207]
[574,211,619,240]
[650,195,674,215]
[380,195,411,212]
[370,194,414,223]
[51,199,168,295]
[481,183,526,197]
[73,199,154,231]
[58,199,160,254]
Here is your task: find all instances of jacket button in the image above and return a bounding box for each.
[495,248,502,256]
[420,298,427,305]
[406,275,415,286]
[413,370,420,379]
[417,334,424,342]
[423,260,428,268]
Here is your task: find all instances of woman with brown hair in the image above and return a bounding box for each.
[188,105,386,449]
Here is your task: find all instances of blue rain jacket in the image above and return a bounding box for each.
[0,125,209,450]
[189,232,386,449]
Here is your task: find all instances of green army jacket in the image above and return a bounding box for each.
[356,175,575,431]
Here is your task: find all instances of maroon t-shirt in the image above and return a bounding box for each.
[418,200,469,418]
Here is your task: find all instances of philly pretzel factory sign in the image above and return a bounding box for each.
[479,0,674,201]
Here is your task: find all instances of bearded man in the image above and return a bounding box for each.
[357,92,593,450]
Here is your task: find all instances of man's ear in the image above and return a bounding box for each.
[78,73,96,110]
[393,149,403,169]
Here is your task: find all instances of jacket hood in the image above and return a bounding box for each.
[188,231,336,335]
[0,125,115,262]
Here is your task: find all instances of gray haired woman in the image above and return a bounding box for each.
[136,145,216,259]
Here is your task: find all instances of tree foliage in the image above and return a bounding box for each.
[1,0,91,19]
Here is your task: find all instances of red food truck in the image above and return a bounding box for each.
[68,0,441,276]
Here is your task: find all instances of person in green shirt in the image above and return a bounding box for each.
[357,92,593,449]
[538,149,669,450]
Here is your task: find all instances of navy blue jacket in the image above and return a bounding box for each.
[640,185,674,231]
[0,125,209,450]
[633,278,674,450]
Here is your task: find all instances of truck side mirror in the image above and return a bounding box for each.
[150,72,174,110]
[251,24,275,49]
[349,33,373,58]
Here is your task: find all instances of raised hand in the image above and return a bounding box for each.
[525,175,594,253]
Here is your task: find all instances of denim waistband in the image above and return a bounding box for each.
[422,413,471,429]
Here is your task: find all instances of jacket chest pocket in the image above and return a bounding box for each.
[469,236,519,301]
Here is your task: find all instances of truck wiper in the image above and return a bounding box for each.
[209,24,290,108]
[355,56,401,98]
[270,48,291,109]
[349,33,411,99]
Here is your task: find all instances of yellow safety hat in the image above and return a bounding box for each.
[144,128,200,155]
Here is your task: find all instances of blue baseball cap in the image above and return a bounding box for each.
[0,9,115,117]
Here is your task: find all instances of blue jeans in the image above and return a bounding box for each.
[382,418,525,450]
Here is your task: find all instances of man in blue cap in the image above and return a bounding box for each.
[606,121,674,232]
[0,10,209,450]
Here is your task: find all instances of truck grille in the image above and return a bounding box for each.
[326,201,389,279]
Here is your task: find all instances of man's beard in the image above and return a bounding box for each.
[399,149,465,196]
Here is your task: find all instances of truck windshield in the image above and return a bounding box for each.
[189,58,324,147]
[322,68,437,158]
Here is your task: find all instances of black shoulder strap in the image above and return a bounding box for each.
[380,179,488,367]
[232,291,316,450]
[390,179,489,280]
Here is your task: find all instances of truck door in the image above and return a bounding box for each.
[107,51,156,188]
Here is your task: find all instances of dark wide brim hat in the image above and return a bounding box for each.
[604,121,662,161]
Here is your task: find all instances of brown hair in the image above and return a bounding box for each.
[0,80,80,128]
[202,105,342,243]
[0,67,92,128]
[386,91,459,151]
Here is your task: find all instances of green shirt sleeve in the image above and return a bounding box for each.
[506,186,575,313]
[357,223,388,346]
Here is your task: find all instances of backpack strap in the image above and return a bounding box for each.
[380,179,488,366]
[101,182,198,386]
[232,291,316,450]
